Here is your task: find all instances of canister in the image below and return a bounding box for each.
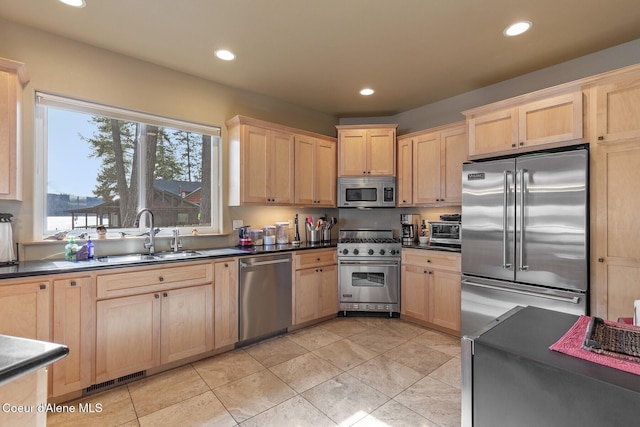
[275,222,289,244]
[249,229,263,245]
[263,225,276,245]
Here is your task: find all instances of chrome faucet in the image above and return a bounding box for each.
[134,208,156,254]
[170,228,182,252]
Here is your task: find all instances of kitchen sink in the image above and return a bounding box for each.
[153,250,202,259]
[97,254,158,263]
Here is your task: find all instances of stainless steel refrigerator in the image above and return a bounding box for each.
[461,145,588,336]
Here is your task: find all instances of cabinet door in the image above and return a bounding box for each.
[596,76,640,143]
[367,128,396,176]
[396,138,413,206]
[96,293,161,382]
[161,284,213,364]
[430,270,461,332]
[314,138,337,206]
[52,276,95,396]
[519,91,582,148]
[294,135,316,205]
[268,130,294,204]
[214,259,238,348]
[338,129,368,176]
[468,108,518,158]
[413,132,440,204]
[400,264,429,322]
[593,141,640,320]
[0,281,50,340]
[241,125,270,203]
[0,61,26,200]
[440,125,468,205]
[318,264,338,318]
[294,268,320,324]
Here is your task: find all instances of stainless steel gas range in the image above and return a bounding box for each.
[337,229,401,315]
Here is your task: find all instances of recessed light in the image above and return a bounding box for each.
[59,0,86,7]
[504,21,532,37]
[214,49,236,61]
[360,88,375,96]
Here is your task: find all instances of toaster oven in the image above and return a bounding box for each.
[428,221,461,247]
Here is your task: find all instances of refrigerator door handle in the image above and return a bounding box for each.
[519,169,529,271]
[462,280,582,304]
[502,171,512,269]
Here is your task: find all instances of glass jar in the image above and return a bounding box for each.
[249,229,263,245]
[275,222,289,244]
[263,225,276,245]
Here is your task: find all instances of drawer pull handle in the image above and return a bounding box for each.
[224,263,228,267]
[70,281,77,287]
[39,284,47,290]
[159,276,164,282]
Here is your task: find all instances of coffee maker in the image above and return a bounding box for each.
[400,214,419,245]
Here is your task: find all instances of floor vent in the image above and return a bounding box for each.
[83,371,146,396]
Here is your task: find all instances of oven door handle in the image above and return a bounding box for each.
[339,261,399,267]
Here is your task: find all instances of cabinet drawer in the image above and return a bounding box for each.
[295,249,337,269]
[401,249,461,272]
[97,262,213,299]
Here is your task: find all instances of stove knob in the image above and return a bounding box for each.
[390,249,396,255]
[342,249,349,255]
[368,249,374,255]
[353,249,359,255]
[379,249,386,255]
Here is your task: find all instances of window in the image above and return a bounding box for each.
[36,92,221,237]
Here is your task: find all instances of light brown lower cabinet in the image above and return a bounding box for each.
[0,279,50,340]
[293,249,338,325]
[214,259,238,348]
[95,283,214,383]
[51,275,95,397]
[401,249,461,334]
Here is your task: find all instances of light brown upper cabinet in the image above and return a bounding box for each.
[227,115,336,206]
[294,134,337,207]
[396,122,467,206]
[465,90,583,159]
[0,58,29,200]
[227,116,294,205]
[595,74,640,144]
[336,124,397,176]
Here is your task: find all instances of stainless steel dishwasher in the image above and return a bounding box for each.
[238,254,292,344]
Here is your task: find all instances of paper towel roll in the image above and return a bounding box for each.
[0,222,15,263]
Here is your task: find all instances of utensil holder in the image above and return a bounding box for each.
[307,229,321,243]
[322,228,332,242]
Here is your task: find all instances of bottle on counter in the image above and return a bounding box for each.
[65,236,78,261]
[86,236,94,259]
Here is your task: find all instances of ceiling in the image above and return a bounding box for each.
[1,0,640,117]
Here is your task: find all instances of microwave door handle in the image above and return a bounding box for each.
[503,171,512,269]
[519,169,529,271]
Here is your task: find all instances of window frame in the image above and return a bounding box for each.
[35,91,223,239]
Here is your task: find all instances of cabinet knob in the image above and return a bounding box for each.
[512,143,516,147]
[598,136,604,141]
[155,294,160,299]
[163,292,168,297]
[519,142,524,146]
[159,276,164,282]
[363,171,367,174]
[224,263,228,267]
[70,281,77,287]
[428,271,433,275]
[319,268,323,272]
[426,259,431,263]
[598,258,605,263]
[39,284,47,290]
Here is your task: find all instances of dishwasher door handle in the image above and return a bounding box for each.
[240,258,290,268]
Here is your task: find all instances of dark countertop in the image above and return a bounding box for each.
[471,306,640,427]
[0,241,338,280]
[401,243,461,253]
[475,306,640,393]
[0,335,68,387]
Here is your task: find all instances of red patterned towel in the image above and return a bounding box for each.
[549,315,640,376]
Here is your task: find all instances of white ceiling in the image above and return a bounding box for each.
[1,0,640,117]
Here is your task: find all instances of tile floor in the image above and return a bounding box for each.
[47,316,461,427]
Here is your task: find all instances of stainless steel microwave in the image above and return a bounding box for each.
[338,177,396,208]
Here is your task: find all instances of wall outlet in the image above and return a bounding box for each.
[232,220,243,230]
